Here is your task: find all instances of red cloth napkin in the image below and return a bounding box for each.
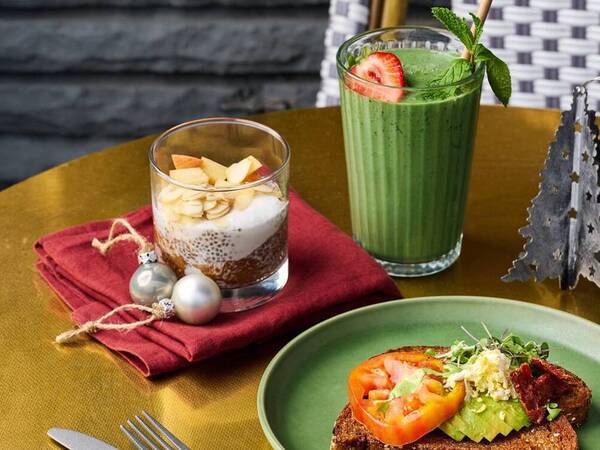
[35,193,400,377]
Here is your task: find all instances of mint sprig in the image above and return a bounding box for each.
[431,7,512,106]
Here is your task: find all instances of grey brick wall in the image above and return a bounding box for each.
[0,0,444,188]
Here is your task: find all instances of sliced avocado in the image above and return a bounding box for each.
[439,419,466,441]
[440,396,530,443]
[476,400,513,441]
[457,400,489,442]
[441,401,483,442]
[502,398,530,432]
[439,407,472,441]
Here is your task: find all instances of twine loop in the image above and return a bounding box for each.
[55,301,174,344]
[91,218,153,255]
[55,218,176,344]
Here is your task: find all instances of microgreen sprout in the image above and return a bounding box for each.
[438,323,549,371]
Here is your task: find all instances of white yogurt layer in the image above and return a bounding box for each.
[153,194,288,264]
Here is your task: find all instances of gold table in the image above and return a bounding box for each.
[1,106,598,449]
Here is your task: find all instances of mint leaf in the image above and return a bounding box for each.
[426,55,472,101]
[473,44,512,106]
[486,53,512,106]
[469,13,484,45]
[472,43,493,62]
[432,7,474,51]
[431,58,473,87]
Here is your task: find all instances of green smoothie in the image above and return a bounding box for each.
[339,47,483,271]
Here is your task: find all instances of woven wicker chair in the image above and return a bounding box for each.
[453,0,600,109]
[316,0,409,107]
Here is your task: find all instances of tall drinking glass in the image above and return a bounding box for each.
[337,27,484,277]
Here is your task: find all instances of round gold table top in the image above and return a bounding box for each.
[1,106,598,449]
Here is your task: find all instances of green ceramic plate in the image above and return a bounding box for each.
[258,296,600,450]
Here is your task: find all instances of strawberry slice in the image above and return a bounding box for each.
[347,51,405,102]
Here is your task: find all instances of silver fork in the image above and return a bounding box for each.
[120,411,191,450]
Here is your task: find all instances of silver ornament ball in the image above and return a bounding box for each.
[129,262,178,306]
[171,273,222,325]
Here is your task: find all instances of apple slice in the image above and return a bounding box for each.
[234,189,254,211]
[169,167,209,186]
[245,155,263,174]
[171,154,202,169]
[226,158,252,185]
[214,178,230,188]
[200,157,228,184]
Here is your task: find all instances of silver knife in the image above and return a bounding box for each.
[48,428,118,450]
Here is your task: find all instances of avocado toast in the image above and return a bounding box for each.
[331,330,592,449]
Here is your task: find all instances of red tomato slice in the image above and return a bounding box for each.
[348,350,465,446]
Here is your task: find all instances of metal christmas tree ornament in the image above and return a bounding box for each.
[171,273,222,325]
[129,250,178,306]
[503,79,600,290]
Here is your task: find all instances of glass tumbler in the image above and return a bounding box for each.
[337,27,484,277]
[149,118,290,312]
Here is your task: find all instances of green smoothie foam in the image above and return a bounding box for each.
[340,47,483,265]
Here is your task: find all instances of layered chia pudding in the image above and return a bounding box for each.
[149,118,290,311]
[153,172,287,286]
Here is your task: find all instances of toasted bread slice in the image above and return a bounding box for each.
[331,405,577,450]
[331,346,591,450]
[544,359,592,427]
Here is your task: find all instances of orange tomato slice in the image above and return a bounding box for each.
[348,350,465,446]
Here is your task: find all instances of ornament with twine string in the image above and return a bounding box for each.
[92,218,179,306]
[55,218,223,344]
